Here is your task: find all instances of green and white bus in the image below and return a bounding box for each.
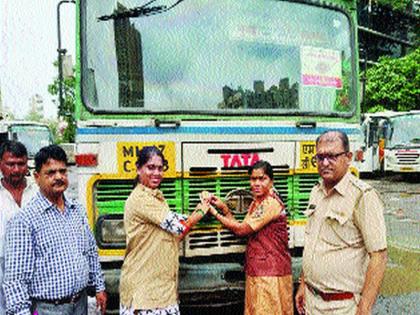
[75,0,364,311]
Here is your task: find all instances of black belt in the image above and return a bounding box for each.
[33,289,85,305]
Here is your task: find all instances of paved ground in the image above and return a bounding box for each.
[366,175,420,315]
[367,176,420,251]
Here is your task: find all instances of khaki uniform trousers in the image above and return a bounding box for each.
[305,287,360,315]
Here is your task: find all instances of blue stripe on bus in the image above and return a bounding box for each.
[77,126,360,135]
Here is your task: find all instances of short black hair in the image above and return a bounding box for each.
[316,130,350,152]
[0,140,28,160]
[34,145,68,172]
[248,160,274,180]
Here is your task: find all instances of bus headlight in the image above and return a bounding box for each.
[96,215,126,248]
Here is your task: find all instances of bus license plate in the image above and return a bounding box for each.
[400,167,414,172]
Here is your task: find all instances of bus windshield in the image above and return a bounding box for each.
[9,125,53,158]
[81,0,356,116]
[388,114,420,148]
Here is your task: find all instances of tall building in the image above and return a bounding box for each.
[114,3,144,108]
[254,80,265,94]
[29,94,44,116]
[357,0,418,67]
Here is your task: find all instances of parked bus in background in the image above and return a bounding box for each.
[0,120,54,167]
[359,111,405,174]
[75,0,364,311]
[384,111,420,175]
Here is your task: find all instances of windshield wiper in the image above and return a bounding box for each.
[98,0,185,21]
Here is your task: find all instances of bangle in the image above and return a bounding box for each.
[180,220,191,238]
[221,206,230,216]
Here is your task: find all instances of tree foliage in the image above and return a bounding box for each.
[25,108,44,122]
[363,47,420,112]
[48,64,76,143]
[376,0,414,11]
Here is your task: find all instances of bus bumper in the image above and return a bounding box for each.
[101,262,245,308]
[102,258,303,309]
[179,262,245,307]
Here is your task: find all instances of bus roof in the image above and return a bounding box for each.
[0,120,50,126]
[389,110,420,121]
[0,120,50,133]
[362,111,408,119]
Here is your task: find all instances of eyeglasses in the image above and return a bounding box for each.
[315,151,348,163]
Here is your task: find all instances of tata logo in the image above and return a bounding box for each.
[220,153,260,168]
[225,189,254,214]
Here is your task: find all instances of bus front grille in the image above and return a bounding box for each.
[395,152,420,165]
[93,173,318,255]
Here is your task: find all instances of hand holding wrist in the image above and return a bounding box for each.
[209,206,219,217]
[195,203,210,217]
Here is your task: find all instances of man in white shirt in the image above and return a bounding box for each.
[0,141,38,314]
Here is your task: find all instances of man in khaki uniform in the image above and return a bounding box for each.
[295,130,387,315]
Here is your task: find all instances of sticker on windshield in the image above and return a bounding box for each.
[301,46,342,89]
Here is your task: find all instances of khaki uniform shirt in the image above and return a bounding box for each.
[119,184,179,310]
[302,172,387,294]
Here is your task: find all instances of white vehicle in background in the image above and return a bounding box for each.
[0,120,54,167]
[359,111,405,174]
[384,111,420,174]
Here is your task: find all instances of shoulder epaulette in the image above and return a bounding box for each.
[349,175,372,192]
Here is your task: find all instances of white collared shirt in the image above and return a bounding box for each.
[0,179,38,257]
[0,178,38,314]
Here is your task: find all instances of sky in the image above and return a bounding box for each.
[0,0,75,119]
